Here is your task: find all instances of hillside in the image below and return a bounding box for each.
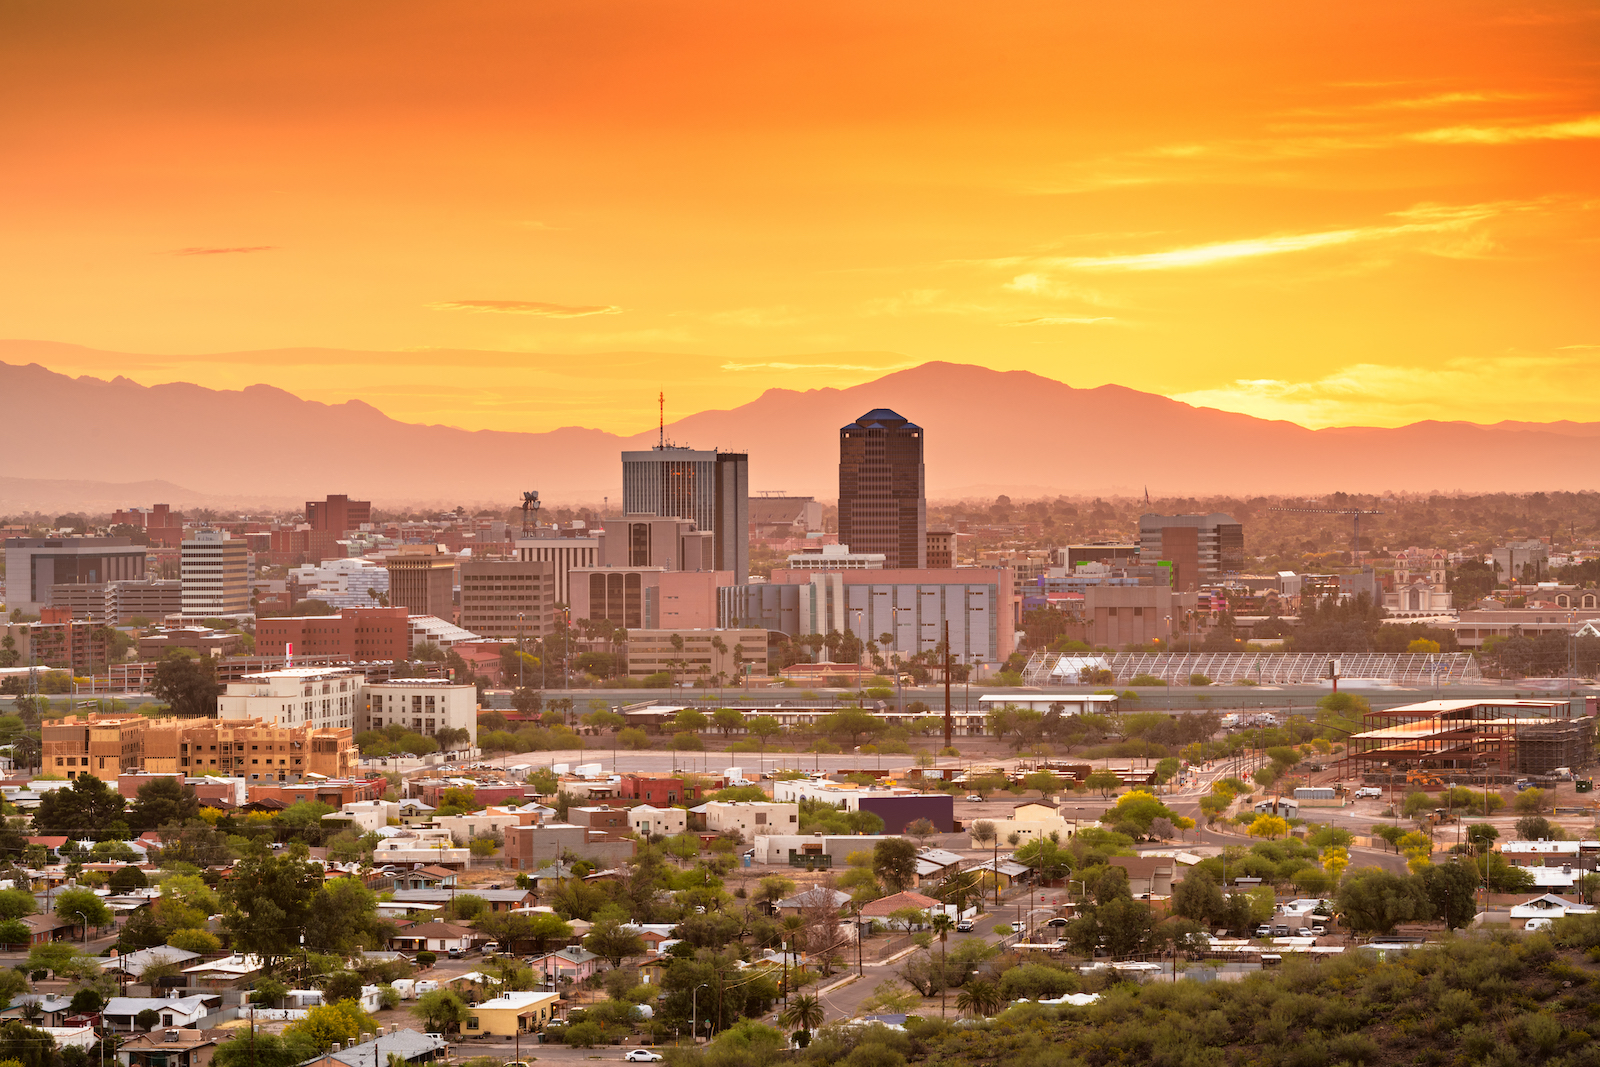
[5,354,1600,508]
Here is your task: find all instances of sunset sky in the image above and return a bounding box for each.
[2,1,1597,436]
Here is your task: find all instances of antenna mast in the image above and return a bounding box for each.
[658,391,665,449]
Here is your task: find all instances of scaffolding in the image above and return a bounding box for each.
[1345,698,1588,775]
[1020,651,1482,687]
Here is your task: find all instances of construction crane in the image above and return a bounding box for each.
[520,491,541,536]
[1268,507,1384,568]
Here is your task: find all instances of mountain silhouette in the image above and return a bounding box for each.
[3,351,1597,509]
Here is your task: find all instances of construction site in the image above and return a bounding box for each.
[1345,698,1598,781]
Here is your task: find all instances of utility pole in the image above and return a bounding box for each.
[943,620,953,751]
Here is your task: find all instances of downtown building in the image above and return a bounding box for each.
[1137,513,1244,592]
[838,409,926,569]
[4,537,148,616]
[621,446,748,583]
[724,566,1016,666]
[180,529,251,617]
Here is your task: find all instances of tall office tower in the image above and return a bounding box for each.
[621,448,749,583]
[383,544,457,619]
[838,409,925,570]
[1138,513,1245,591]
[181,529,251,616]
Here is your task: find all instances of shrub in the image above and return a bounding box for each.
[1189,674,1212,686]
[415,951,436,968]
[1129,674,1168,687]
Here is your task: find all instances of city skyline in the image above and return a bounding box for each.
[1,1,1596,437]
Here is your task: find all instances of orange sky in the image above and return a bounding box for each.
[1,0,1597,435]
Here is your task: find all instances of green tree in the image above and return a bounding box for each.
[34,773,128,841]
[305,877,389,954]
[1085,769,1121,797]
[412,989,471,1034]
[873,837,919,893]
[824,709,882,749]
[219,844,320,972]
[212,1031,318,1067]
[129,777,201,832]
[151,651,224,717]
[287,1000,378,1050]
[1022,770,1064,798]
[54,887,112,937]
[1418,860,1479,930]
[1335,867,1423,935]
[584,920,647,968]
[777,993,825,1041]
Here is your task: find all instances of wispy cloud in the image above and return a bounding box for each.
[1172,352,1600,428]
[1413,115,1600,144]
[1017,200,1518,273]
[429,300,621,317]
[1004,316,1115,326]
[169,246,275,256]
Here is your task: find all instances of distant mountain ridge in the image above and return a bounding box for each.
[3,352,1598,509]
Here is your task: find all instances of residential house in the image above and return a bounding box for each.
[302,1029,450,1067]
[461,991,563,1039]
[773,887,852,918]
[567,806,630,832]
[100,995,219,1032]
[970,801,1072,849]
[530,947,603,984]
[321,800,398,834]
[100,946,203,979]
[2,995,73,1026]
[970,858,1031,891]
[1510,893,1596,928]
[392,865,458,891]
[617,773,712,806]
[396,799,436,826]
[372,829,469,868]
[913,848,966,888]
[704,801,799,842]
[390,888,537,914]
[12,914,72,948]
[116,1028,220,1067]
[860,890,942,926]
[1110,856,1176,897]
[180,955,263,993]
[389,921,473,954]
[503,823,634,871]
[627,805,686,838]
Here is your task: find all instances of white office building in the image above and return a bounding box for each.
[216,667,362,729]
[362,678,478,750]
[181,529,250,617]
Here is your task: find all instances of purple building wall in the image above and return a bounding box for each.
[857,794,954,834]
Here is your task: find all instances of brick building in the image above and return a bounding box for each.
[384,546,457,619]
[617,773,712,806]
[305,495,372,534]
[254,607,411,662]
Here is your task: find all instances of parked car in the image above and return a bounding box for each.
[1254,925,1272,938]
[447,948,462,960]
[624,1052,664,1062]
[1296,928,1312,937]
[964,794,984,802]
[956,919,974,932]
[1311,925,1327,936]
[1045,917,1068,928]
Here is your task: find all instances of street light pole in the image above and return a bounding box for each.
[692,983,708,1045]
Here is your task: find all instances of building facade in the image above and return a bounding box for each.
[304,494,372,534]
[255,607,412,662]
[362,678,478,749]
[568,568,729,630]
[216,667,363,730]
[515,534,602,606]
[384,545,457,619]
[458,559,554,639]
[621,628,768,682]
[41,714,358,781]
[621,447,749,583]
[727,567,1015,665]
[5,537,148,616]
[785,544,885,570]
[838,409,925,569]
[1138,514,1244,592]
[180,530,250,616]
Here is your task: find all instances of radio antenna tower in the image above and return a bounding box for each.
[658,391,665,449]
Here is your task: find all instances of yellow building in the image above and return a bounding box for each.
[463,991,563,1039]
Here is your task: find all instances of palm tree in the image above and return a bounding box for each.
[955,978,1003,1018]
[778,993,825,1046]
[931,913,954,1017]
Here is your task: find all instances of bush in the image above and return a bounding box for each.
[416,951,436,968]
[1129,674,1168,687]
[1189,674,1212,686]
[671,731,704,751]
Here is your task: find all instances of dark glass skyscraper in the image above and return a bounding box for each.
[838,408,925,569]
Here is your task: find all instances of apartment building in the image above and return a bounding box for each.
[362,678,478,749]
[216,667,362,730]
[458,559,554,639]
[41,714,357,781]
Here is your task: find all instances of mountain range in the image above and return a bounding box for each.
[3,353,1598,510]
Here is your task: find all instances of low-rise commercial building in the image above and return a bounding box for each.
[704,801,799,841]
[622,628,768,682]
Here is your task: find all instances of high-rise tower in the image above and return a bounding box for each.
[621,447,749,583]
[838,409,925,570]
